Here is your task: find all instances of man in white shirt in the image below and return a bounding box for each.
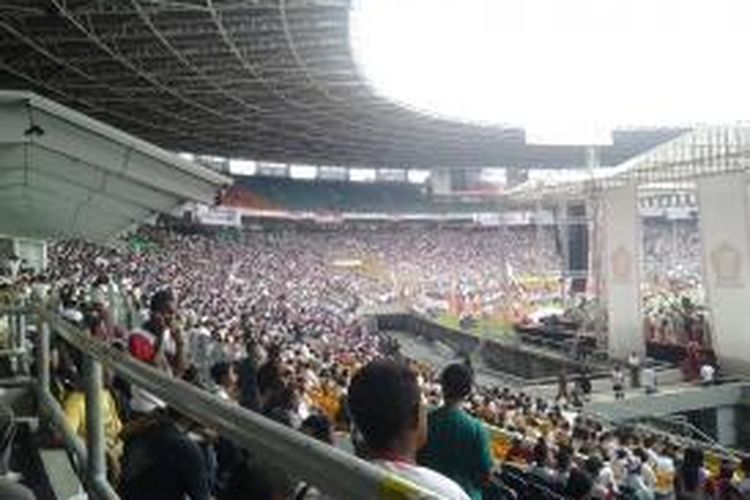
[128,289,186,415]
[700,363,715,385]
[348,359,471,500]
[643,366,658,394]
[652,451,675,499]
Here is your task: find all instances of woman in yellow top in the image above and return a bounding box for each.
[63,369,124,483]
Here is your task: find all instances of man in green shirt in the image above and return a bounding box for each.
[418,362,494,499]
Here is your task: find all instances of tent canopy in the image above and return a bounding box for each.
[0,91,231,242]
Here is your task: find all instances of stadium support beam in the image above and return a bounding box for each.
[430,168,452,195]
[697,173,750,373]
[604,182,643,359]
[0,91,231,242]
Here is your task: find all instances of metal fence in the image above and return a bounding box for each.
[11,306,444,500]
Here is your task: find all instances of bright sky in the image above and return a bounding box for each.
[350,0,750,143]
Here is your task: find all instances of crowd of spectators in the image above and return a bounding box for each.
[0,221,742,499]
[642,220,701,282]
[641,218,710,354]
[642,294,711,347]
[46,223,563,324]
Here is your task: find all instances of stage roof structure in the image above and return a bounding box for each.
[0,0,683,169]
[506,126,750,203]
[0,91,231,242]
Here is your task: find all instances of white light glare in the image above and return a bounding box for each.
[480,168,507,185]
[351,0,750,136]
[290,165,319,179]
[407,169,431,184]
[228,159,257,176]
[350,168,377,182]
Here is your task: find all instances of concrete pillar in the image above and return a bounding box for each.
[429,168,452,195]
[697,174,750,372]
[604,182,643,359]
[84,356,107,484]
[716,406,737,447]
[557,202,570,278]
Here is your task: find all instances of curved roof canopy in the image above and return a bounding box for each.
[0,91,231,242]
[0,0,682,169]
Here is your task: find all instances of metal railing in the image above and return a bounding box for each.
[637,414,730,452]
[582,406,746,461]
[17,303,748,499]
[20,307,444,500]
[1,305,30,375]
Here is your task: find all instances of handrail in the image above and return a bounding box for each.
[36,309,444,500]
[24,304,748,498]
[640,414,732,453]
[582,406,746,460]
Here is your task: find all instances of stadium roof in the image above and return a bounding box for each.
[0,0,684,169]
[0,91,230,242]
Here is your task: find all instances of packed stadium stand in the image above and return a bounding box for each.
[1,2,750,500]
